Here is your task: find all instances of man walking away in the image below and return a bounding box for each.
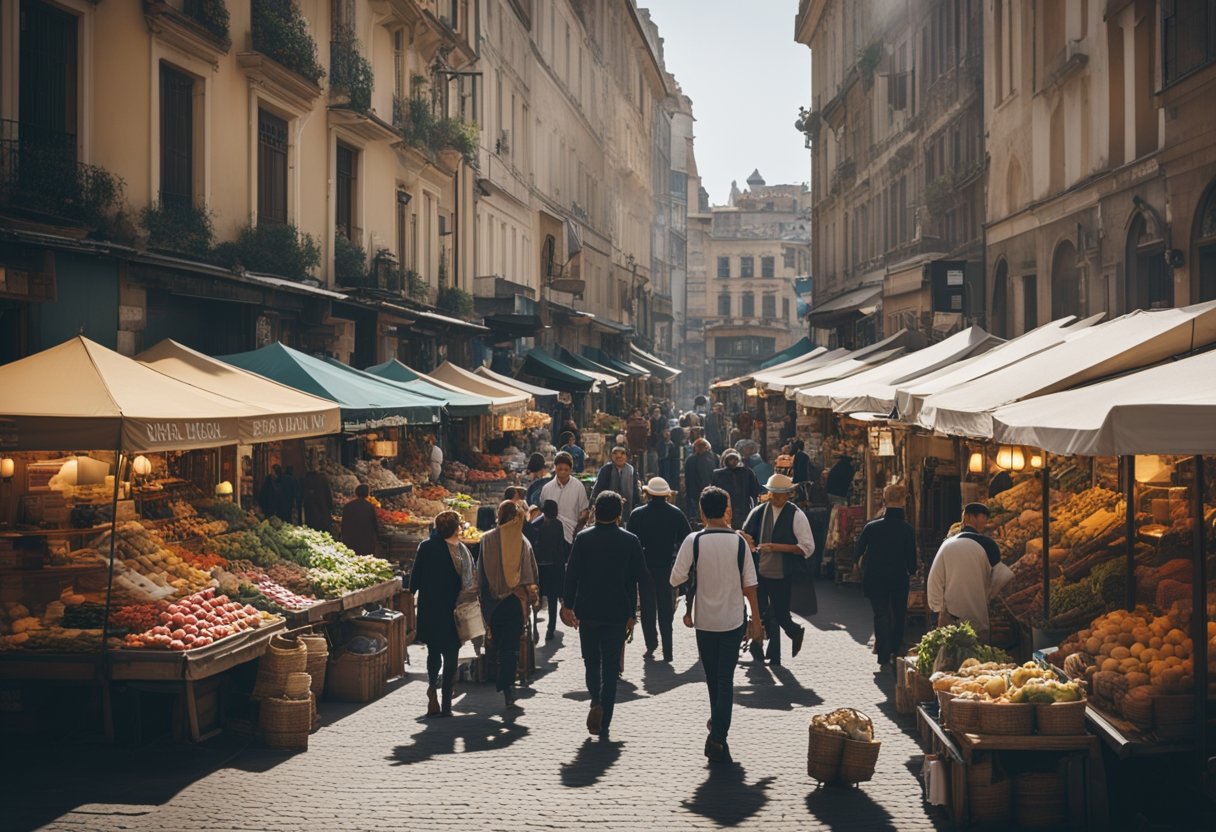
[534,499,569,641]
[299,466,334,533]
[927,502,1001,642]
[561,491,647,740]
[855,483,917,669]
[671,487,764,764]
[592,446,641,518]
[627,477,692,662]
[710,449,761,530]
[683,438,718,522]
[740,474,815,666]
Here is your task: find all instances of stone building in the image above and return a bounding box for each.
[703,172,810,381]
[682,150,712,399]
[983,0,1216,336]
[795,0,986,347]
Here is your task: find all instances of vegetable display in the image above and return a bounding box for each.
[914,623,1011,676]
[121,588,268,650]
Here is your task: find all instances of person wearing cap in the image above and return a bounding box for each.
[626,477,693,661]
[855,483,918,668]
[927,502,1002,642]
[710,449,761,531]
[740,474,815,665]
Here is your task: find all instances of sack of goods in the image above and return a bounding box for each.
[807,708,881,784]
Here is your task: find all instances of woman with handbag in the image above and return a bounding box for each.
[854,483,918,670]
[409,510,477,718]
[478,500,541,710]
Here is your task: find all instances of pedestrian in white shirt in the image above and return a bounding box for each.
[927,502,1002,642]
[538,451,590,545]
[740,474,816,666]
[670,486,763,764]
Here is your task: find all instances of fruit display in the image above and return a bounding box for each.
[195,499,254,529]
[521,410,550,430]
[93,522,215,599]
[587,411,624,435]
[177,547,228,572]
[931,658,1083,704]
[404,495,447,517]
[355,458,407,491]
[108,602,168,633]
[318,456,360,498]
[376,508,414,526]
[415,485,451,501]
[248,578,316,609]
[208,530,280,567]
[2,627,103,652]
[915,622,1011,676]
[443,461,470,482]
[468,468,508,482]
[120,588,269,650]
[157,515,229,542]
[444,492,478,511]
[810,708,874,742]
[458,523,483,544]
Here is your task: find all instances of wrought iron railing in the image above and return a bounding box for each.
[0,119,124,227]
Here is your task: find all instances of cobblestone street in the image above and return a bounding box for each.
[6,580,949,832]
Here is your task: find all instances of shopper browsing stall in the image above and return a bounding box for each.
[524,453,551,507]
[926,502,1002,642]
[340,484,380,557]
[299,466,334,533]
[854,483,917,669]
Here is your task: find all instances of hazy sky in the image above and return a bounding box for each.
[643,0,811,205]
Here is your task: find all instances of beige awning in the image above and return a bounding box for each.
[781,348,907,401]
[429,361,530,416]
[753,348,847,389]
[137,340,341,442]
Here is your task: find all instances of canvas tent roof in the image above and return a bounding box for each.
[759,337,816,369]
[583,347,648,378]
[219,343,441,429]
[362,359,492,417]
[0,336,261,451]
[713,346,832,391]
[751,347,845,389]
[137,340,341,442]
[630,344,681,379]
[428,361,530,415]
[476,364,563,398]
[561,348,625,387]
[991,348,1216,455]
[918,301,1216,438]
[517,349,594,392]
[779,348,907,400]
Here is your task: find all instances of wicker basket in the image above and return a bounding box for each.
[1035,699,1087,735]
[950,698,981,733]
[838,738,880,783]
[327,641,388,703]
[300,634,329,698]
[911,670,935,703]
[1120,693,1154,727]
[1152,694,1193,739]
[967,754,994,787]
[806,726,846,782]
[977,701,1034,735]
[252,634,308,700]
[260,694,312,750]
[283,672,312,699]
[1012,771,1066,828]
[936,690,954,726]
[969,777,1011,824]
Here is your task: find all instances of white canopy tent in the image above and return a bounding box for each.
[991,349,1216,455]
[796,326,1001,412]
[918,301,1216,438]
[752,348,848,389]
[778,347,907,399]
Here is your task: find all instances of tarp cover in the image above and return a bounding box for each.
[918,301,1216,438]
[780,348,907,400]
[428,361,530,415]
[892,315,1100,422]
[476,364,563,398]
[220,343,441,429]
[137,339,341,443]
[629,345,680,378]
[363,359,493,417]
[751,347,842,389]
[991,348,1216,455]
[518,349,594,392]
[0,337,257,451]
[759,336,816,369]
[713,347,831,390]
[583,347,648,379]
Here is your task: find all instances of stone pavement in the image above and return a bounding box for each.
[5,580,951,832]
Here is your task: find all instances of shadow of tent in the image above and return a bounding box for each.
[387,714,529,766]
[559,737,624,788]
[735,664,824,712]
[682,763,775,827]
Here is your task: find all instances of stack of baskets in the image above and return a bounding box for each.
[260,671,313,750]
[967,755,1011,825]
[252,634,308,700]
[961,699,1087,736]
[300,634,329,698]
[806,708,881,785]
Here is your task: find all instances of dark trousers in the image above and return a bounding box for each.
[696,625,744,743]
[425,642,459,701]
[490,596,524,692]
[579,622,628,728]
[538,562,563,633]
[867,581,908,663]
[756,575,800,660]
[638,560,675,657]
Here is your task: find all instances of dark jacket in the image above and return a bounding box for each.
[560,444,586,473]
[684,450,717,512]
[854,507,917,597]
[742,501,806,579]
[300,471,334,533]
[710,464,761,529]
[533,516,570,566]
[592,462,640,517]
[792,451,818,485]
[626,497,692,573]
[826,459,855,499]
[526,474,553,508]
[409,536,463,649]
[562,523,646,626]
[340,498,379,557]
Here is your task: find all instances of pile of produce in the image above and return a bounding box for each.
[177,547,228,572]
[261,522,395,597]
[468,468,508,482]
[932,658,1083,704]
[470,453,502,470]
[196,499,254,529]
[444,492,478,511]
[108,602,168,633]
[915,622,1011,676]
[61,602,110,629]
[522,411,550,430]
[120,588,269,650]
[459,524,483,544]
[318,457,360,498]
[444,461,470,483]
[0,596,107,651]
[207,529,280,567]
[415,485,451,501]
[809,708,874,742]
[247,578,316,609]
[94,522,215,599]
[376,508,414,526]
[2,627,103,652]
[157,515,228,542]
[355,459,407,491]
[404,495,447,517]
[587,411,624,435]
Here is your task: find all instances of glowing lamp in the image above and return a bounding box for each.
[214,481,234,496]
[1029,454,1044,470]
[0,458,14,480]
[996,445,1025,472]
[967,452,984,474]
[132,455,153,477]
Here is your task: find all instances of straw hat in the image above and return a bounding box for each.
[883,483,907,508]
[763,473,797,494]
[642,477,675,497]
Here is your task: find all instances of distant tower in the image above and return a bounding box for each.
[747,169,766,189]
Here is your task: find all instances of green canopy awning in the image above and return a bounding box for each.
[363,358,493,417]
[521,348,595,392]
[760,337,816,369]
[219,343,442,429]
[583,346,647,377]
[559,347,626,384]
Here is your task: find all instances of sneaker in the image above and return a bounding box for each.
[791,627,806,658]
[587,703,604,735]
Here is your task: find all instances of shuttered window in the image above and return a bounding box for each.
[160,63,193,209]
[336,143,355,240]
[257,108,288,225]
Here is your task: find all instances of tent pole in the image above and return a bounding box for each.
[1041,461,1051,625]
[1190,455,1207,787]
[1125,456,1136,612]
[99,444,123,702]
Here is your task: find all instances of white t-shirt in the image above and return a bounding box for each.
[538,475,589,544]
[670,528,758,632]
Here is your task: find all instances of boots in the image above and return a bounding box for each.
[438,684,454,718]
[426,684,440,717]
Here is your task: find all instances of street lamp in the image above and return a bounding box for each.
[995,445,1025,472]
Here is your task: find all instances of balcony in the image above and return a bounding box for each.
[652,293,673,321]
[0,120,124,230]
[144,1,232,66]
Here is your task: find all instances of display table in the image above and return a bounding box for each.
[915,704,1109,829]
[1084,704,1194,759]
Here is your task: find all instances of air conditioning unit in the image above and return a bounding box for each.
[496,129,510,154]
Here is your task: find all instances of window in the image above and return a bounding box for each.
[258,108,288,225]
[1163,0,1216,85]
[717,256,730,278]
[716,336,776,358]
[19,0,78,158]
[741,292,754,317]
[760,256,775,278]
[717,293,731,317]
[1022,275,1038,331]
[783,248,796,269]
[336,144,356,240]
[740,256,754,278]
[396,189,410,271]
[160,63,194,209]
[783,297,791,321]
[762,295,776,318]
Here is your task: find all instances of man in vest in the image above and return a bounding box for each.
[741,474,816,666]
[927,502,1001,641]
[592,446,641,518]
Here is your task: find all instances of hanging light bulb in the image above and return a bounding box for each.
[996,445,1026,471]
[967,452,984,474]
[1029,454,1044,470]
[132,455,152,477]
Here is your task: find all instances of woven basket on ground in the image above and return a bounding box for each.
[260,694,312,750]
[967,755,994,787]
[300,634,329,697]
[1035,699,1086,735]
[283,672,312,700]
[1012,771,1066,828]
[950,698,981,733]
[327,641,388,703]
[252,634,308,700]
[977,701,1034,735]
[838,737,880,783]
[969,777,1012,824]
[806,726,846,782]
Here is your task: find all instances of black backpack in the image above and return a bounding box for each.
[687,528,747,601]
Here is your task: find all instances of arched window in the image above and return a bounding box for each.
[1051,240,1080,320]
[991,259,1009,338]
[1194,180,1216,303]
[1125,215,1171,311]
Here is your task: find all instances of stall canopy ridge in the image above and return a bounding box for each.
[428,361,531,415]
[782,347,907,400]
[518,348,595,393]
[363,359,494,417]
[475,364,562,399]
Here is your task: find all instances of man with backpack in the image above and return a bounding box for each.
[670,486,764,764]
